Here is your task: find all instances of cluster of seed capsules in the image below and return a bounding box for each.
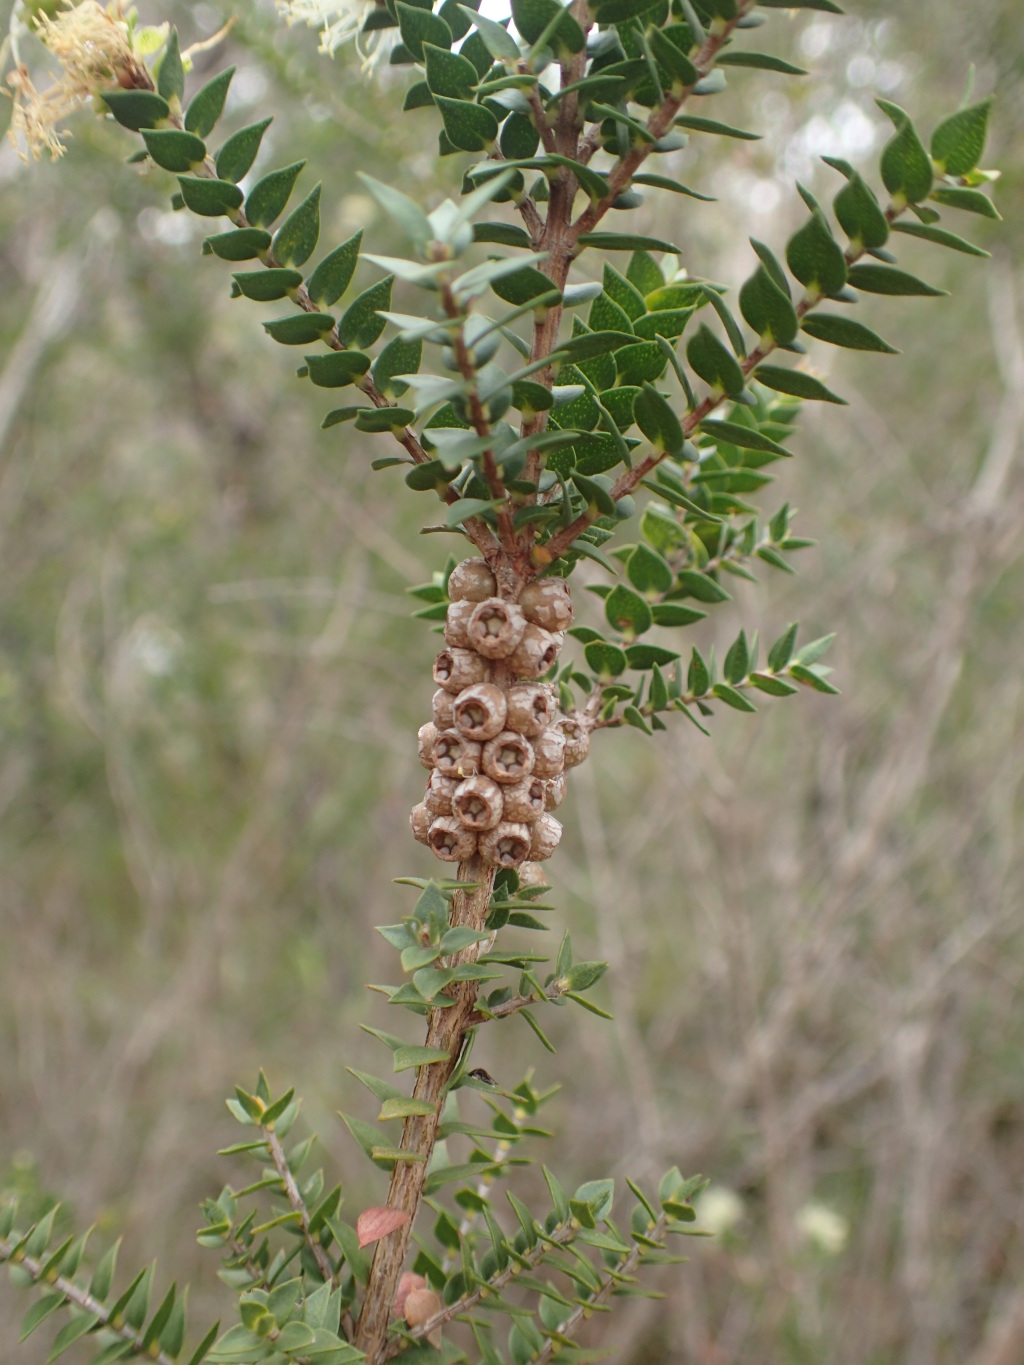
[411,557,590,871]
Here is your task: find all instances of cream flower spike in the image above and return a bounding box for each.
[276,0,394,69]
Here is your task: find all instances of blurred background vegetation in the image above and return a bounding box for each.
[0,1,1021,1361]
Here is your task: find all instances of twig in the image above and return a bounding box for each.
[264,1128,337,1285]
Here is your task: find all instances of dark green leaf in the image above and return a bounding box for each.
[717,50,807,75]
[511,0,585,52]
[374,336,422,397]
[339,277,393,349]
[232,268,303,301]
[605,584,653,638]
[930,98,993,176]
[929,186,1000,220]
[306,231,362,307]
[891,220,990,257]
[739,264,799,345]
[712,682,756,712]
[177,176,243,217]
[556,330,635,363]
[215,117,272,183]
[577,231,682,253]
[101,89,170,131]
[156,28,184,102]
[184,66,235,138]
[677,570,729,603]
[701,419,790,457]
[673,114,760,140]
[625,644,680,669]
[829,164,890,250]
[396,0,452,57]
[273,183,321,268]
[20,1294,65,1341]
[306,350,371,386]
[646,26,698,87]
[143,128,205,172]
[263,313,336,345]
[846,264,946,296]
[723,629,749,684]
[634,382,684,456]
[47,1313,99,1361]
[801,313,899,353]
[754,364,846,405]
[245,161,307,229]
[767,622,799,672]
[631,172,714,202]
[584,640,628,678]
[685,324,745,398]
[205,227,271,261]
[424,42,477,97]
[786,209,847,297]
[877,98,933,204]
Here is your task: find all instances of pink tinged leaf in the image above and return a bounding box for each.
[357,1205,411,1249]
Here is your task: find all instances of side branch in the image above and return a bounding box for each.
[264,1128,337,1285]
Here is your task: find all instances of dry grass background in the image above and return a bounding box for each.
[1,2,1022,1361]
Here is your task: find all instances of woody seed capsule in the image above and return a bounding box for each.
[425,769,457,816]
[479,820,532,868]
[452,774,504,831]
[447,557,497,603]
[544,772,567,811]
[505,683,555,738]
[453,682,508,742]
[557,714,590,768]
[502,775,547,823]
[528,812,563,861]
[417,722,437,770]
[467,598,528,660]
[482,730,535,784]
[444,599,476,650]
[518,577,574,632]
[531,726,566,779]
[432,729,482,778]
[427,814,477,863]
[434,647,490,694]
[410,802,431,845]
[432,688,456,730]
[508,624,562,679]
[518,860,548,889]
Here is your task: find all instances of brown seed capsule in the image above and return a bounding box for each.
[434,647,490,694]
[452,774,504,831]
[443,599,476,650]
[518,577,574,632]
[425,769,457,816]
[466,597,527,660]
[432,729,482,778]
[518,860,549,888]
[479,820,532,868]
[417,722,437,770]
[557,713,590,768]
[501,775,547,823]
[505,683,555,738]
[544,772,567,810]
[403,1287,443,1350]
[410,802,431,845]
[482,730,535,784]
[447,557,497,603]
[531,726,566,779]
[508,624,562,679]
[528,813,563,861]
[453,682,508,742]
[432,688,456,730]
[427,815,477,863]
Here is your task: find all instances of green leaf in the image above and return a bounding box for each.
[424,42,478,98]
[651,602,705,627]
[511,0,585,53]
[631,173,714,203]
[101,89,170,131]
[786,209,847,297]
[396,0,452,57]
[305,350,371,387]
[685,324,745,398]
[891,221,990,258]
[459,5,521,62]
[626,543,673,596]
[930,98,993,176]
[846,264,946,297]
[184,66,235,138]
[758,0,842,8]
[789,663,840,694]
[393,1044,452,1071]
[749,671,798,696]
[47,1314,99,1362]
[673,114,760,141]
[232,268,303,301]
[701,420,791,457]
[436,96,499,151]
[801,314,899,353]
[20,1293,66,1341]
[677,570,729,603]
[723,629,749,684]
[245,161,307,230]
[645,26,698,88]
[142,128,206,172]
[215,117,272,183]
[355,407,413,432]
[204,228,272,261]
[739,264,799,345]
[687,646,710,696]
[156,27,184,101]
[374,336,422,398]
[877,99,934,204]
[605,584,653,638]
[263,313,336,345]
[585,640,628,678]
[306,231,363,307]
[577,232,682,254]
[338,277,392,349]
[634,382,684,456]
[929,186,1001,220]
[749,238,790,297]
[717,50,807,75]
[358,173,433,248]
[754,365,846,405]
[625,644,680,669]
[89,1240,120,1300]
[830,165,890,250]
[711,682,756,712]
[273,184,321,268]
[767,622,798,672]
[177,176,243,218]
[186,1321,220,1365]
